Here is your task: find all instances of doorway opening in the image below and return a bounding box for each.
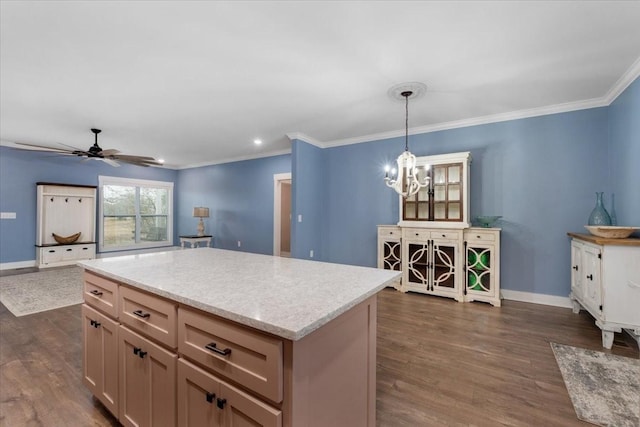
[273,173,292,257]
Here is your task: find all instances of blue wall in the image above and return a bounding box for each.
[319,108,610,297]
[608,78,640,227]
[0,146,178,263]
[1,77,637,300]
[291,140,325,260]
[175,154,291,255]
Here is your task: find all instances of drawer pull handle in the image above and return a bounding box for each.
[205,342,232,356]
[206,392,216,403]
[48,250,56,253]
[442,234,446,237]
[66,248,73,252]
[587,274,593,281]
[415,233,419,236]
[133,309,150,319]
[216,398,227,409]
[477,235,481,239]
[89,289,103,297]
[90,319,101,328]
[572,265,578,271]
[132,347,147,358]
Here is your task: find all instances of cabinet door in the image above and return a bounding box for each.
[378,237,401,271]
[404,241,430,291]
[582,245,602,314]
[220,382,282,427]
[119,326,177,427]
[431,239,458,295]
[570,241,583,300]
[178,359,282,427]
[82,304,119,416]
[177,359,221,427]
[402,162,464,222]
[466,242,496,298]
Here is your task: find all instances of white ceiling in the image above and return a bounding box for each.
[1,1,639,169]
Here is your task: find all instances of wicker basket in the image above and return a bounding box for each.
[584,226,638,239]
[52,232,81,244]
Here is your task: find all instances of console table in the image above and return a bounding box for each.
[179,235,212,248]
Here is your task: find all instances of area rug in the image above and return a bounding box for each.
[0,266,84,317]
[551,342,640,427]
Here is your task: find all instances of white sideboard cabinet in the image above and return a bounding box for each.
[377,225,501,306]
[36,182,97,268]
[568,233,640,349]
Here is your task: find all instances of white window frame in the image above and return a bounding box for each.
[98,176,174,253]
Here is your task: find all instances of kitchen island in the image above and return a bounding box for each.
[79,248,401,427]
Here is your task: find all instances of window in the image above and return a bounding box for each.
[99,176,173,252]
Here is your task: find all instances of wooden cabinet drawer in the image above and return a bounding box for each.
[403,228,430,241]
[84,271,119,318]
[377,226,401,238]
[178,307,283,403]
[119,286,177,348]
[465,231,496,242]
[430,230,461,240]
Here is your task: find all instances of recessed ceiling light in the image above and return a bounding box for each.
[157,158,165,164]
[254,139,262,145]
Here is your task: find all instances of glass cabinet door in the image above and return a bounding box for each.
[402,162,464,222]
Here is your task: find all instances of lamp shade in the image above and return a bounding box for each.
[193,207,209,218]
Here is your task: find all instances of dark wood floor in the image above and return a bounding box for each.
[0,287,637,426]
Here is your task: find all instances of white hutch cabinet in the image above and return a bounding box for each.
[568,233,640,349]
[36,182,97,268]
[377,152,501,306]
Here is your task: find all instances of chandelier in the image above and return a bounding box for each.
[384,87,429,198]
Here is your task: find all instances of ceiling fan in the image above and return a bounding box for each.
[13,128,163,167]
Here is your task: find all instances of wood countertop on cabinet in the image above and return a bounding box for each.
[567,232,640,246]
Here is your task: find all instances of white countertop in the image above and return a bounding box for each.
[79,248,400,341]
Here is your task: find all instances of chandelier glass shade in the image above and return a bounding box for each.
[384,90,429,198]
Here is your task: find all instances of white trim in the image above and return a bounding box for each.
[285,133,323,148]
[98,176,174,253]
[176,148,292,170]
[604,55,640,104]
[501,289,573,309]
[273,173,292,256]
[0,260,36,270]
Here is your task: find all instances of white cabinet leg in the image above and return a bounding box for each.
[601,330,614,349]
[571,299,581,314]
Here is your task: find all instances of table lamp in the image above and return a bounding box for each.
[193,207,209,236]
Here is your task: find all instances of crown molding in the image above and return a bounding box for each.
[321,96,610,149]
[177,148,292,170]
[604,55,640,104]
[285,132,323,148]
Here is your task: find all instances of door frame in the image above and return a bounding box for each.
[273,173,292,256]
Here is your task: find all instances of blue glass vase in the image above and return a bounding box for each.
[588,192,612,226]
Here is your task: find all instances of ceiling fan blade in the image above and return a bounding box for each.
[13,142,75,153]
[111,154,158,161]
[100,149,121,156]
[110,154,163,166]
[99,158,121,167]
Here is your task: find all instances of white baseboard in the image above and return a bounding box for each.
[501,289,573,309]
[0,260,37,270]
